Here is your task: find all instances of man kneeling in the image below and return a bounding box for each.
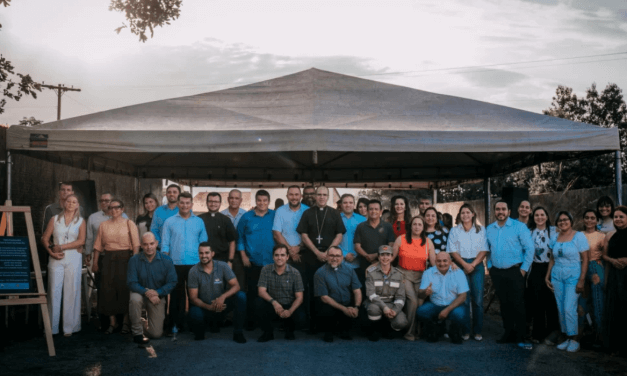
[127,232,177,345]
[188,242,247,343]
[417,252,468,344]
[314,246,362,342]
[365,245,408,341]
[257,244,305,342]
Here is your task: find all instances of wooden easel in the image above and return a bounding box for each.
[0,201,55,356]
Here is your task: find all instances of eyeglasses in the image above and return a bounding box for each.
[109,206,123,210]
[557,218,570,223]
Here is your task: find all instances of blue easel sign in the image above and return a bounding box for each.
[0,236,31,293]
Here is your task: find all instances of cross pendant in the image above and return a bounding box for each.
[316,235,323,244]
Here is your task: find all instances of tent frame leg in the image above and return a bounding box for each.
[616,151,622,205]
[484,177,491,226]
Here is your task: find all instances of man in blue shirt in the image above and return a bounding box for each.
[127,232,177,345]
[314,246,362,342]
[486,200,534,349]
[188,242,247,343]
[338,194,366,269]
[237,189,275,330]
[161,191,208,333]
[150,184,180,245]
[417,252,469,344]
[272,186,308,262]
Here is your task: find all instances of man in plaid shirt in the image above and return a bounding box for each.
[256,244,305,342]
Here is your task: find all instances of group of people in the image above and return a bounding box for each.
[39,182,627,356]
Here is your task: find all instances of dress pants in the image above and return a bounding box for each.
[526,262,559,340]
[170,264,193,330]
[256,298,306,334]
[244,264,263,326]
[490,265,527,342]
[48,250,82,335]
[291,253,324,330]
[129,292,166,338]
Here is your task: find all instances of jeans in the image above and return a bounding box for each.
[188,291,246,337]
[416,301,468,326]
[551,264,580,336]
[463,257,484,335]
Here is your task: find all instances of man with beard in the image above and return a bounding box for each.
[302,186,316,208]
[273,186,309,264]
[188,243,246,343]
[150,184,180,245]
[297,186,346,332]
[486,200,534,350]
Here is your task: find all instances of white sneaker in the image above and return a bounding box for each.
[443,333,449,339]
[557,340,570,350]
[462,334,470,341]
[566,340,580,353]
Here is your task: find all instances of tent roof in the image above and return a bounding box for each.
[7,68,619,188]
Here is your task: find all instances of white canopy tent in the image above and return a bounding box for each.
[6,68,620,193]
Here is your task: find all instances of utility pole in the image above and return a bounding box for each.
[39,82,81,120]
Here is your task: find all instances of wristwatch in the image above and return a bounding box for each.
[269,298,275,304]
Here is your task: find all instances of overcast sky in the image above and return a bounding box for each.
[1,0,626,125]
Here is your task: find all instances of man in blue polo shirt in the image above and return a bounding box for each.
[161,192,208,333]
[272,185,308,262]
[314,246,362,342]
[417,252,469,344]
[237,189,275,330]
[188,242,246,343]
[150,184,180,245]
[486,199,534,349]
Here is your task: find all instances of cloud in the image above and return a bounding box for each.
[455,69,528,88]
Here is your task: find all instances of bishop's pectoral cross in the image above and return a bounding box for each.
[316,235,323,244]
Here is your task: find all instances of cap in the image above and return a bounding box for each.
[378,245,393,255]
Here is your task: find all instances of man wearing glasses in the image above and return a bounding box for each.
[486,200,534,350]
[314,246,362,342]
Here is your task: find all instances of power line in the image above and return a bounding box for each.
[39,83,82,120]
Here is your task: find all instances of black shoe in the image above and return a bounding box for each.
[323,332,334,342]
[368,331,380,342]
[339,331,352,340]
[258,332,275,343]
[245,322,256,331]
[450,331,463,345]
[133,335,150,345]
[194,333,205,341]
[285,331,295,340]
[382,329,395,340]
[497,334,516,344]
[233,332,247,344]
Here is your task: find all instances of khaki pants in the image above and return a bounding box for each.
[129,292,166,338]
[399,267,424,338]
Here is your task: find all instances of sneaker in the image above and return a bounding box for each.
[257,332,274,343]
[443,333,450,339]
[474,334,483,341]
[566,340,580,353]
[517,342,533,350]
[462,334,470,341]
[557,340,570,350]
[233,332,247,344]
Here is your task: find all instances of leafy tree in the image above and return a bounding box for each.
[0,1,41,115]
[110,0,182,42]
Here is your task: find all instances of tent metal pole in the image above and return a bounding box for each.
[432,189,437,205]
[6,151,11,201]
[616,151,623,205]
[483,177,490,226]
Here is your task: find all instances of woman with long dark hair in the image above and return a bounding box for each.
[355,198,370,217]
[545,211,589,353]
[597,196,615,234]
[526,206,559,344]
[582,209,606,344]
[392,216,435,341]
[448,203,488,341]
[388,195,411,238]
[424,207,449,254]
[602,206,627,355]
[136,193,158,239]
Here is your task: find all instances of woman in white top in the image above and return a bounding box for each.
[447,203,488,341]
[41,194,86,336]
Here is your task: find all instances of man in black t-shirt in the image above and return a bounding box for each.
[296,186,346,332]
